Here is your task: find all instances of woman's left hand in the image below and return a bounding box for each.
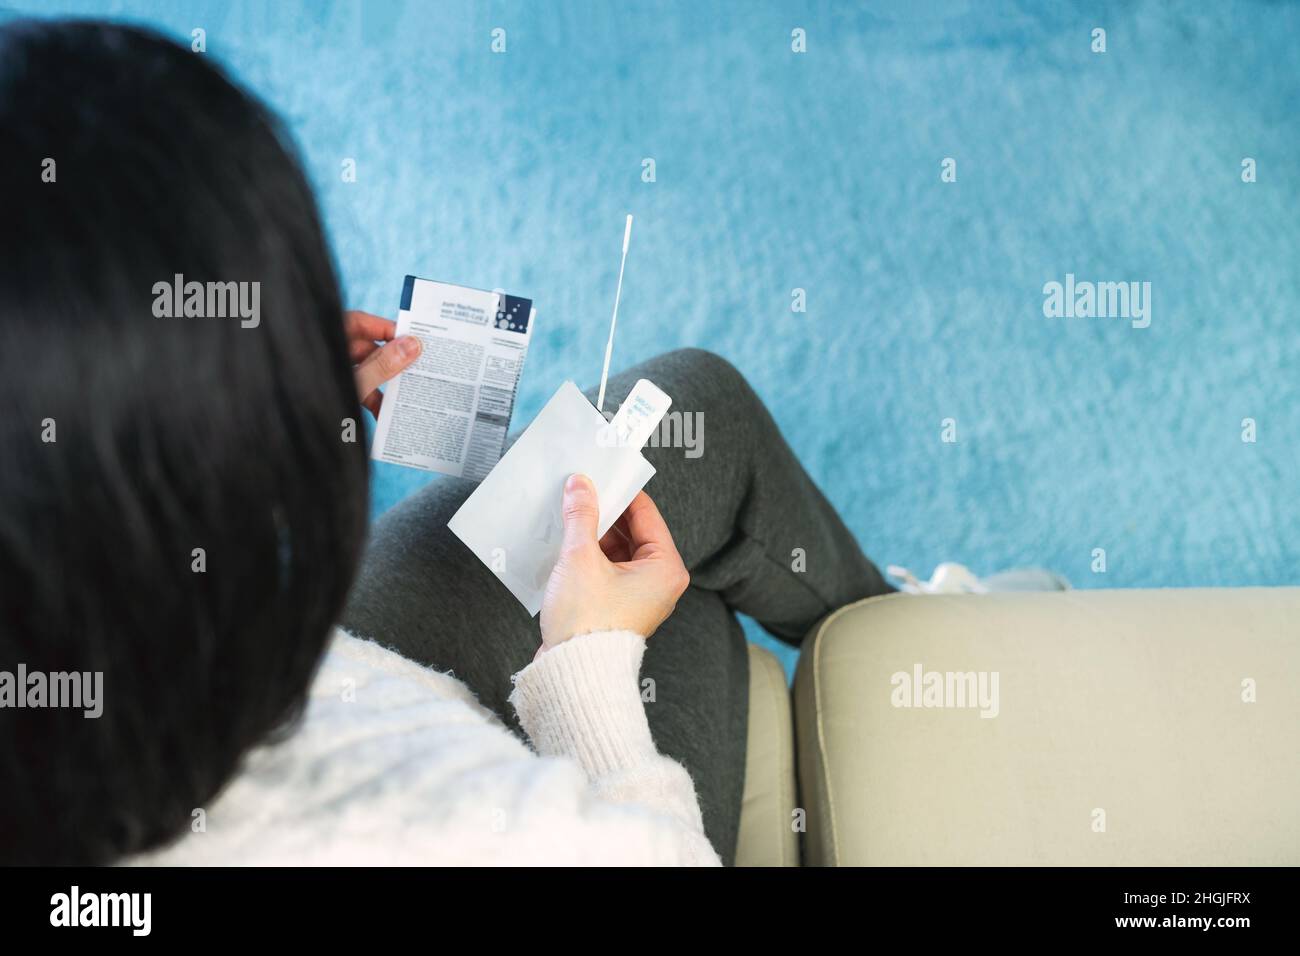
[346,310,423,416]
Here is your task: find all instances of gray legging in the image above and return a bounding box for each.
[342,348,893,864]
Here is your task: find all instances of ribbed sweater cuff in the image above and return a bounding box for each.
[509,630,655,778]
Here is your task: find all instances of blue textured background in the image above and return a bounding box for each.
[10,0,1299,672]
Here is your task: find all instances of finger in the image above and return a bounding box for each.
[621,492,676,557]
[600,513,633,562]
[560,474,601,555]
[617,493,690,598]
[598,524,631,563]
[349,339,382,362]
[598,537,629,563]
[361,390,382,418]
[601,510,631,545]
[344,310,397,343]
[354,336,421,400]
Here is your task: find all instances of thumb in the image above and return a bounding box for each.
[355,335,421,400]
[560,474,600,554]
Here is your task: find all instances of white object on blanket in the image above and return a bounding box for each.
[888,562,1070,594]
[448,378,670,615]
[888,562,989,594]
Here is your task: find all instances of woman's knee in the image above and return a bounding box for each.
[663,347,742,382]
[653,348,761,411]
[634,349,775,464]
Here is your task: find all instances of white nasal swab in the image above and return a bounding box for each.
[595,214,633,413]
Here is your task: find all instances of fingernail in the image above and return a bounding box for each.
[566,473,588,492]
[396,335,421,358]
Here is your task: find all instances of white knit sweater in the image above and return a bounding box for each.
[128,629,721,866]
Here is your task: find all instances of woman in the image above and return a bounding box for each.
[0,20,894,865]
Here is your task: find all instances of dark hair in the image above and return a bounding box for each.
[0,20,368,864]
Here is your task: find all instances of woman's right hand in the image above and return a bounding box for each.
[538,475,689,653]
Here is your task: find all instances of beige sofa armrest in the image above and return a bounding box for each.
[794,588,1300,866]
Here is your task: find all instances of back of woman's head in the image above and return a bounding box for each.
[0,20,367,863]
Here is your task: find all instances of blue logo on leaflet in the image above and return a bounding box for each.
[495,294,532,333]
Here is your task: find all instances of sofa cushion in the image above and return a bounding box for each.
[735,643,799,866]
[794,588,1300,865]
